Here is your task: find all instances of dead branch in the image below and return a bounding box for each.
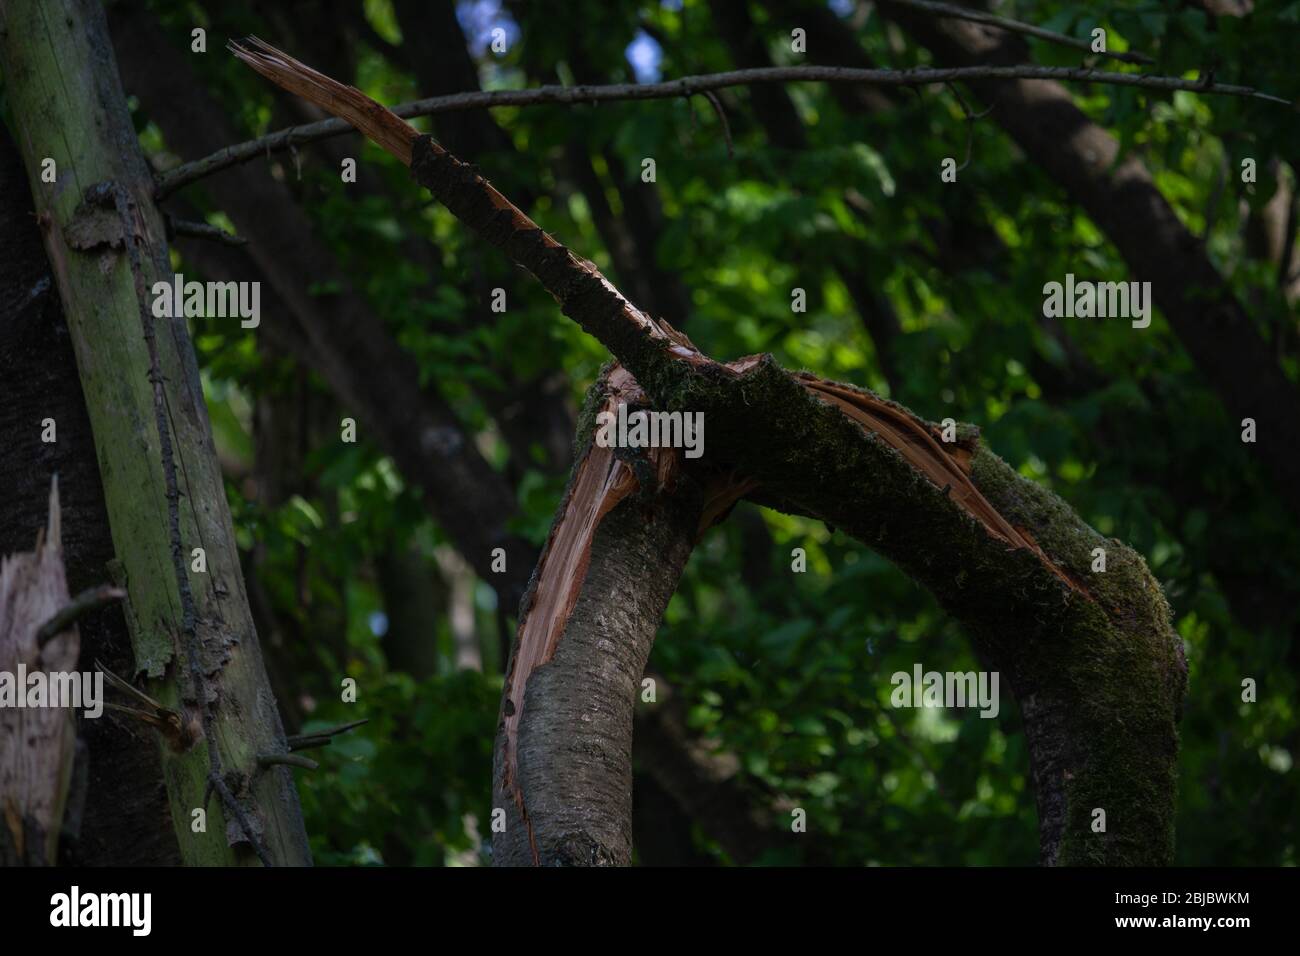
[36,585,125,646]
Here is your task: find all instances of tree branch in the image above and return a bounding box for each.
[166,46,1288,196]
[164,215,246,246]
[35,585,125,647]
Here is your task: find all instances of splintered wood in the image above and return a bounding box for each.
[797,375,1084,594]
[498,369,669,841]
[0,480,78,865]
[229,37,419,164]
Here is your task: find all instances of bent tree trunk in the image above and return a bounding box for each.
[0,0,310,864]
[238,42,1188,866]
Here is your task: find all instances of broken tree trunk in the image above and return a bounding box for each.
[0,483,78,865]
[492,365,742,865]
[236,40,1187,865]
[0,0,310,864]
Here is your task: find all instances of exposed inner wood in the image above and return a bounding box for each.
[229,38,419,164]
[796,376,1085,594]
[0,481,78,865]
[800,377,1018,542]
[499,366,680,860]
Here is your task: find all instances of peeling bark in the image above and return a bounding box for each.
[0,125,179,865]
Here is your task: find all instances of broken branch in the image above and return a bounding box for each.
[236,39,1188,866]
[285,718,369,752]
[36,585,125,646]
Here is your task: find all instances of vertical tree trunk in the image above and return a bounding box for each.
[0,0,310,865]
[0,124,181,865]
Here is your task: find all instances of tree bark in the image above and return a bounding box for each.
[0,0,310,865]
[0,484,78,865]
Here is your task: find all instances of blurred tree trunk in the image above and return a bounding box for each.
[878,0,1300,511]
[376,545,445,681]
[0,0,310,865]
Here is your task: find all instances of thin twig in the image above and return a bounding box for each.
[257,753,319,771]
[944,81,993,173]
[36,585,125,646]
[158,60,1289,197]
[883,0,1154,65]
[286,718,369,752]
[166,216,247,246]
[702,90,733,158]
